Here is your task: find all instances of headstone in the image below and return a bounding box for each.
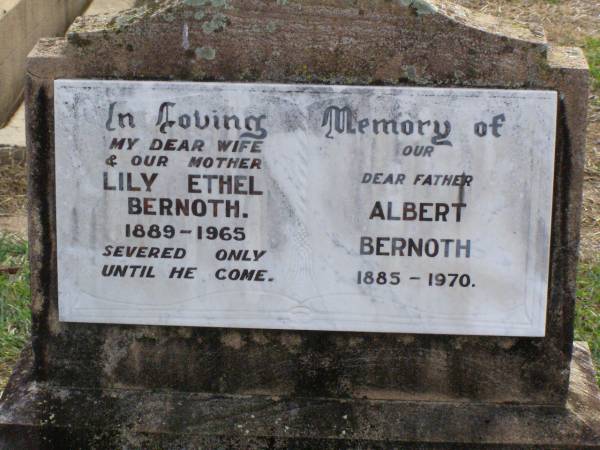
[1,0,599,447]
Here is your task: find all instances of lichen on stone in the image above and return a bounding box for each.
[67,33,92,47]
[266,21,278,33]
[195,46,216,60]
[404,65,417,81]
[398,0,438,16]
[184,0,209,6]
[202,12,228,34]
[184,0,228,6]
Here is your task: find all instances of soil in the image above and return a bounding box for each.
[0,161,26,237]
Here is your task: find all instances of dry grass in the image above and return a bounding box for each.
[455,0,600,45]
[0,161,26,218]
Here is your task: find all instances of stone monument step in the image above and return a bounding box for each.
[0,342,598,449]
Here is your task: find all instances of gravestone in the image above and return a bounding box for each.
[1,0,599,448]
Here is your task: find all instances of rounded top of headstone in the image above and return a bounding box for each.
[29,0,588,88]
[68,0,547,46]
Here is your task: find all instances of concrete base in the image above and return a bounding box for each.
[0,104,25,164]
[0,342,598,449]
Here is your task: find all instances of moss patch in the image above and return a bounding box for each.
[584,38,600,89]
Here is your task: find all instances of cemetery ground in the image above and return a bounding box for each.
[0,0,598,392]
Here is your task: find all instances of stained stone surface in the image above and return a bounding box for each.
[0,343,598,448]
[0,0,597,447]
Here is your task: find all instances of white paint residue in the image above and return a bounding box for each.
[182,23,190,50]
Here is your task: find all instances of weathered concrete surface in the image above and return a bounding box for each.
[1,0,594,446]
[0,0,136,162]
[0,0,92,127]
[84,0,137,15]
[0,104,24,164]
[0,342,598,449]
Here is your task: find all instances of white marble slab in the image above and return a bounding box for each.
[54,80,556,336]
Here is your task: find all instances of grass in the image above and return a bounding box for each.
[0,233,30,387]
[584,38,600,89]
[570,28,599,387]
[575,262,600,386]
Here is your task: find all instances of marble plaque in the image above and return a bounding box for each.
[54,80,557,336]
